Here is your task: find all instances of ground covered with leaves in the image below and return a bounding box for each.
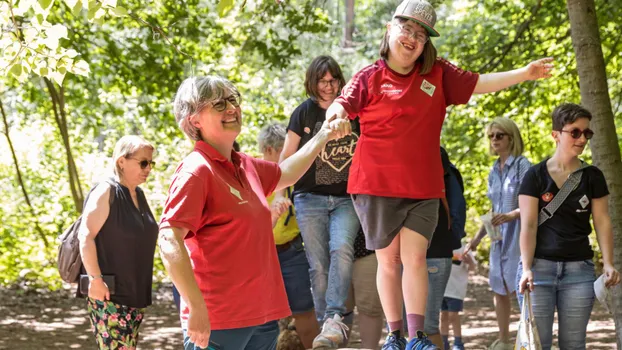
[0,273,615,350]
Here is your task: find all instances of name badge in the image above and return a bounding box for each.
[420,79,436,97]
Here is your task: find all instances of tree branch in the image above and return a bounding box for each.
[128,12,190,57]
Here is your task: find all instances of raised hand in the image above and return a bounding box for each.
[524,57,554,81]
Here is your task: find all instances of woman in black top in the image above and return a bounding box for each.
[78,135,159,349]
[517,104,619,350]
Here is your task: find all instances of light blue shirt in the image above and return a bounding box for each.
[486,155,531,294]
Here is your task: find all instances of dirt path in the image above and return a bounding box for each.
[0,274,615,349]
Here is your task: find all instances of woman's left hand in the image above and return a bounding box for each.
[524,57,554,81]
[603,264,621,288]
[491,212,516,226]
[324,114,351,140]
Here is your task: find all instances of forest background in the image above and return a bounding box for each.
[1,0,621,325]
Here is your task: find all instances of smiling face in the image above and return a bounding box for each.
[386,19,428,73]
[553,117,591,157]
[317,72,339,103]
[192,91,242,143]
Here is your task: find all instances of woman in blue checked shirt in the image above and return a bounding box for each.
[463,117,531,350]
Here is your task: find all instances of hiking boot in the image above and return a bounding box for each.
[312,314,349,349]
[382,332,408,350]
[406,331,438,350]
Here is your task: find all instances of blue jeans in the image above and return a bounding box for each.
[294,192,359,322]
[517,258,595,350]
[183,320,278,350]
[424,258,452,335]
[277,235,315,314]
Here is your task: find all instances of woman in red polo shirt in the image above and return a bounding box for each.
[158,75,350,350]
[326,1,553,349]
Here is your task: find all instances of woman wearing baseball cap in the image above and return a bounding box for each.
[326,0,553,349]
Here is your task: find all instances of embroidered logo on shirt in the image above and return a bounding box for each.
[420,79,436,97]
[381,83,394,88]
[380,82,402,95]
[579,195,589,208]
[230,185,243,201]
[542,192,554,202]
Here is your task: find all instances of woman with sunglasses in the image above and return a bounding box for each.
[463,118,530,350]
[517,103,620,350]
[78,135,159,349]
[158,76,351,350]
[324,0,552,348]
[279,55,361,349]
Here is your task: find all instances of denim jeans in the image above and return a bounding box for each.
[517,258,595,350]
[424,258,452,335]
[294,192,359,322]
[183,320,278,350]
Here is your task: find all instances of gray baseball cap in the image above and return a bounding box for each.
[393,0,440,37]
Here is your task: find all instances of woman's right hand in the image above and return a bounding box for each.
[519,269,534,294]
[187,303,211,348]
[88,278,110,301]
[462,239,479,259]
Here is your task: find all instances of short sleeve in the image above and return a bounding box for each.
[287,104,305,137]
[439,58,479,106]
[590,167,610,199]
[248,156,282,197]
[159,171,206,237]
[518,166,540,198]
[517,156,532,183]
[334,66,372,119]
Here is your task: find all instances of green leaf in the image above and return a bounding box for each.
[9,64,22,77]
[35,14,44,26]
[112,6,127,16]
[38,0,54,10]
[217,0,234,17]
[39,67,49,76]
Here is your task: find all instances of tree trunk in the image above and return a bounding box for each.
[567,0,622,346]
[0,97,50,248]
[43,78,85,213]
[343,0,355,47]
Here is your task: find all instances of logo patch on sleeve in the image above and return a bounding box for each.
[542,192,554,202]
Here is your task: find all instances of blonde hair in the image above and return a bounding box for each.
[112,135,155,176]
[486,118,524,157]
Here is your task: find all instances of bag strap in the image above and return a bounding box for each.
[538,162,587,226]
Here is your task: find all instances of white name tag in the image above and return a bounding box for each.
[420,79,436,97]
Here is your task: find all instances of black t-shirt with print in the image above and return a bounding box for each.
[518,159,609,261]
[287,98,360,196]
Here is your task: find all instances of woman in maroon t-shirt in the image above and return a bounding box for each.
[326,1,553,349]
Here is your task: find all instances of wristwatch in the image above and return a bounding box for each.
[88,274,103,281]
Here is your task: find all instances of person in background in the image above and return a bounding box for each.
[79,135,159,349]
[517,103,620,350]
[463,118,531,350]
[258,122,320,349]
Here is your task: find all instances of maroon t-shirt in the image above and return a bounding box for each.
[335,58,479,199]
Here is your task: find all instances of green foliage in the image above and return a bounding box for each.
[0,0,620,287]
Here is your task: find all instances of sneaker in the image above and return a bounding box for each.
[452,344,465,350]
[312,314,349,349]
[406,331,438,350]
[382,332,408,350]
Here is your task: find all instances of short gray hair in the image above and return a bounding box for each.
[173,76,240,141]
[257,122,286,151]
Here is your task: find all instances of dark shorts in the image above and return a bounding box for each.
[441,297,464,312]
[277,235,315,314]
[352,194,439,250]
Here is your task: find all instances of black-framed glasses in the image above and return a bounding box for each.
[318,79,340,88]
[487,132,507,141]
[394,23,429,44]
[210,94,241,112]
[559,128,594,140]
[127,158,155,169]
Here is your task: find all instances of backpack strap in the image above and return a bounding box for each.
[538,162,587,226]
[283,187,294,226]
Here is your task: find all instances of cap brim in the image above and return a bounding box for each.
[395,15,440,37]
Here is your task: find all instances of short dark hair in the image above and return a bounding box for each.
[379,18,437,75]
[304,56,346,101]
[552,103,593,131]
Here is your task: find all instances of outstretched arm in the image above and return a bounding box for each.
[473,57,553,94]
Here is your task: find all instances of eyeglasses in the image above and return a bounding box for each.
[127,158,155,169]
[559,128,594,140]
[487,132,507,141]
[318,79,340,89]
[394,23,429,44]
[210,94,241,112]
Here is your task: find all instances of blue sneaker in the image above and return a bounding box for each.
[382,332,408,350]
[406,331,438,350]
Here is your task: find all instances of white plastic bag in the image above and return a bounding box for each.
[480,212,502,241]
[515,291,542,350]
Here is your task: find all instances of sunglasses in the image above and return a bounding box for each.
[127,158,155,169]
[487,132,507,141]
[559,128,594,140]
[211,94,241,112]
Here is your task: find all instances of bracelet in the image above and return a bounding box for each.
[88,274,103,281]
